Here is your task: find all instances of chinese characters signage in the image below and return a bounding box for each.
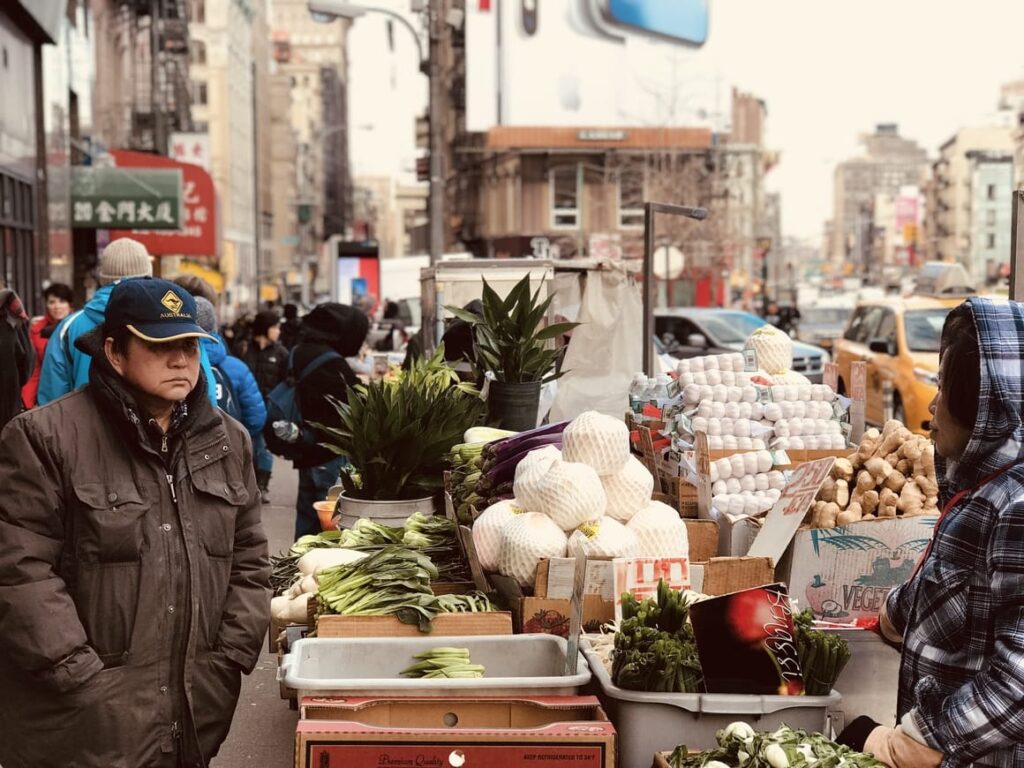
[70,167,182,229]
[108,149,218,257]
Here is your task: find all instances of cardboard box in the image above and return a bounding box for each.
[784,515,938,621]
[295,696,616,768]
[269,618,309,654]
[316,611,513,638]
[653,753,673,768]
[690,556,776,597]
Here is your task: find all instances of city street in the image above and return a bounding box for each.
[213,458,300,768]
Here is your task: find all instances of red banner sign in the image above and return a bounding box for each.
[109,149,218,257]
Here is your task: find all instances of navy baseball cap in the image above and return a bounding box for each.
[105,277,218,344]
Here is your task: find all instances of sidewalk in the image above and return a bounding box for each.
[212,457,301,767]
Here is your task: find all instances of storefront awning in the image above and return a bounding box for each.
[71,166,182,230]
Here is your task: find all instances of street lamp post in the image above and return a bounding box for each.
[308,0,442,267]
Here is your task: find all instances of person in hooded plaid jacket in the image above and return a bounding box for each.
[840,297,1024,768]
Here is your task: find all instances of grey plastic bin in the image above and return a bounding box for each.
[581,638,840,768]
[825,628,900,729]
[280,634,590,697]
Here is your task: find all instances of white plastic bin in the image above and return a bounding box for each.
[581,639,840,768]
[280,634,590,697]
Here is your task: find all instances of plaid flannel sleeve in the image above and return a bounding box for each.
[884,574,917,638]
[916,500,1024,764]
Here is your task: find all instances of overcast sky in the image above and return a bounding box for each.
[347,0,1024,243]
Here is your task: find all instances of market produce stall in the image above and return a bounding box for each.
[268,305,937,768]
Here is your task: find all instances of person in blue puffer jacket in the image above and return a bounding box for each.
[37,238,218,406]
[194,296,266,440]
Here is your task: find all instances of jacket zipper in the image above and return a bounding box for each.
[161,434,168,454]
[166,474,177,504]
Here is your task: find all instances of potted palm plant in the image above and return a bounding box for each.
[448,275,577,431]
[315,346,487,524]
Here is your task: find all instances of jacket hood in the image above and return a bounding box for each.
[300,303,368,356]
[204,335,227,366]
[82,283,114,326]
[940,297,1024,491]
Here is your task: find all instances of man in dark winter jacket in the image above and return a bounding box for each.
[243,309,288,396]
[0,278,270,768]
[243,309,288,497]
[0,287,33,432]
[265,303,367,538]
[279,303,302,349]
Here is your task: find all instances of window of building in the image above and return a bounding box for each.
[550,167,579,229]
[193,81,207,106]
[191,40,206,65]
[987,210,996,226]
[618,167,644,228]
[987,233,996,249]
[192,0,204,23]
[987,184,997,200]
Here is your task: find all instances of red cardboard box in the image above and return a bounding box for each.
[296,696,615,768]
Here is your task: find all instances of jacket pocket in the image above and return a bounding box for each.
[913,557,971,652]
[74,561,142,666]
[73,483,149,563]
[190,460,249,556]
[190,461,249,648]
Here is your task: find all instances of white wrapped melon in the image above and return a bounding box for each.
[562,411,630,475]
[627,501,689,559]
[498,512,568,587]
[567,517,640,559]
[472,499,528,572]
[512,445,562,512]
[602,455,655,523]
[536,460,608,531]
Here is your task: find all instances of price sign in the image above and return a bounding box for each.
[823,362,838,393]
[747,457,836,564]
[851,362,867,403]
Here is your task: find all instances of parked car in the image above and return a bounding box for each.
[796,304,853,351]
[654,308,829,383]
[832,295,965,434]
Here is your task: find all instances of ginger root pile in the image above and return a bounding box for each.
[810,420,939,529]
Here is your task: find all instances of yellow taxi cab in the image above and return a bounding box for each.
[833,295,968,435]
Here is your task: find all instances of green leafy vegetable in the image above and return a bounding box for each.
[667,723,884,768]
[611,580,703,694]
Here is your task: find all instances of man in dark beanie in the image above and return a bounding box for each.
[279,303,302,350]
[265,303,368,537]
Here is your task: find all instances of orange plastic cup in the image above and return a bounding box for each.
[314,500,338,531]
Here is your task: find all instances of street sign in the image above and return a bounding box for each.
[169,132,211,171]
[71,167,182,229]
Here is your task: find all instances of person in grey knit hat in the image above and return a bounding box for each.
[194,297,267,466]
[37,240,219,406]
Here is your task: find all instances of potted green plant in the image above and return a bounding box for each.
[448,275,577,431]
[315,346,487,524]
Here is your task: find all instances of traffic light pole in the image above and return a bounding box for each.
[427,2,444,267]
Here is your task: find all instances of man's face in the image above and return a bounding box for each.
[267,324,281,343]
[105,335,200,404]
[47,295,71,321]
[929,364,972,460]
